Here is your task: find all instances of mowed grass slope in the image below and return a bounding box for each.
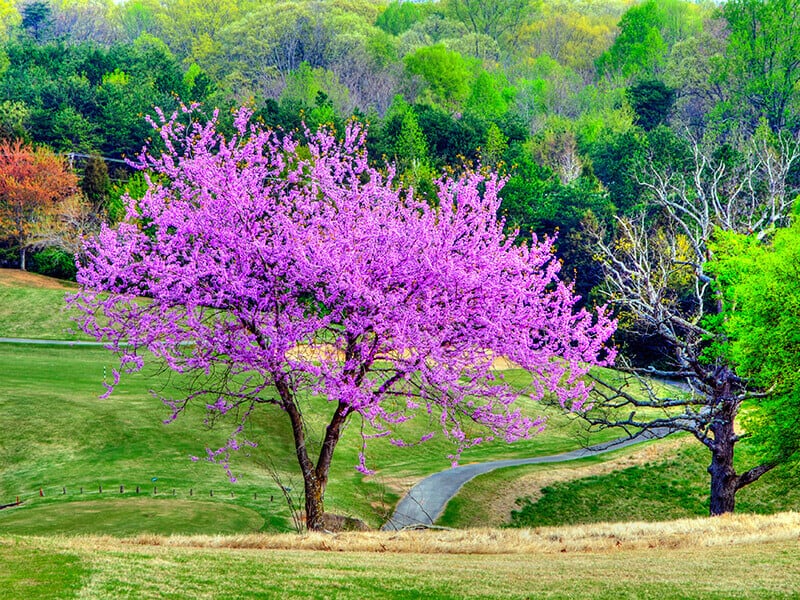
[439,429,800,529]
[0,269,88,340]
[0,343,620,535]
[3,513,800,599]
[0,269,619,535]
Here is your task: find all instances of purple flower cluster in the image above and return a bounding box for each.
[72,105,616,478]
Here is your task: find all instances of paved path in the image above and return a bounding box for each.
[0,337,105,346]
[3,336,678,530]
[382,427,673,530]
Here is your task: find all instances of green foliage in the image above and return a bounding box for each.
[596,0,701,80]
[376,0,432,36]
[280,63,350,128]
[586,128,647,214]
[517,8,616,77]
[500,142,613,240]
[443,0,537,53]
[154,0,243,61]
[80,155,110,208]
[0,100,28,142]
[29,248,77,281]
[587,124,691,216]
[404,45,477,110]
[626,79,675,131]
[416,104,486,165]
[710,220,800,463]
[20,1,52,41]
[465,71,514,122]
[394,109,429,169]
[368,98,487,167]
[722,0,800,132]
[0,37,191,157]
[107,172,149,224]
[117,0,158,41]
[482,123,508,167]
[513,55,585,120]
[0,0,20,42]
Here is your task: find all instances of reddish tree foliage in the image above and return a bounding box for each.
[0,140,78,269]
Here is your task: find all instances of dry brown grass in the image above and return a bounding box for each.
[89,511,800,555]
[0,268,76,290]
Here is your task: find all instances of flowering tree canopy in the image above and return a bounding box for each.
[73,107,615,530]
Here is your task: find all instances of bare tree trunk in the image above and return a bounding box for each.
[708,433,738,515]
[304,401,350,531]
[20,246,26,271]
[277,374,327,532]
[707,368,740,516]
[704,368,776,516]
[279,369,351,531]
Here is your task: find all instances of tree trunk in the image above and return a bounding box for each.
[280,375,351,532]
[20,246,26,271]
[301,401,350,532]
[707,369,740,516]
[708,440,738,515]
[304,476,326,531]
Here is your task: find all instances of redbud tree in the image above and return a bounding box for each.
[73,108,616,531]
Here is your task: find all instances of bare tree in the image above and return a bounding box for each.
[582,127,800,515]
[28,194,101,258]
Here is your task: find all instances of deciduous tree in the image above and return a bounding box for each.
[597,0,702,81]
[80,154,110,209]
[404,45,476,111]
[583,127,800,515]
[0,140,78,270]
[722,0,800,133]
[710,219,800,468]
[73,108,616,530]
[443,0,537,55]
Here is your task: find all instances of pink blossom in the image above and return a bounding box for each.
[71,106,616,489]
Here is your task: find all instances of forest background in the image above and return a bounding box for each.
[3,0,798,296]
[2,0,800,530]
[3,0,800,413]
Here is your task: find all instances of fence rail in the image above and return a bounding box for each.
[1,484,281,511]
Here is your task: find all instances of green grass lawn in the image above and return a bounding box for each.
[2,534,800,599]
[440,439,800,528]
[0,342,621,535]
[0,269,87,340]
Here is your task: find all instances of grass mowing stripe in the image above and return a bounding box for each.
[0,542,88,600]
[3,535,800,599]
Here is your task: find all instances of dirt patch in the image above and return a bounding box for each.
[0,268,77,290]
[483,437,690,527]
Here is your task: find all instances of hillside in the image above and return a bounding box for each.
[0,270,628,534]
[4,513,800,599]
[0,269,85,340]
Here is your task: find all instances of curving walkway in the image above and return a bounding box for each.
[381,427,673,530]
[3,335,678,531]
[0,337,104,345]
